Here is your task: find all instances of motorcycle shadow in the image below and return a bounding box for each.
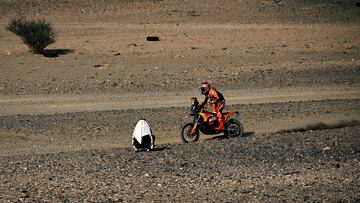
[205,131,255,141]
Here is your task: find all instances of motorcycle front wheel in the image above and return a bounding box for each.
[224,119,244,138]
[180,123,199,143]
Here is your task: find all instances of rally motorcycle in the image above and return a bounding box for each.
[180,97,244,143]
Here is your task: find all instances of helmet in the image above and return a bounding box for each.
[199,81,210,95]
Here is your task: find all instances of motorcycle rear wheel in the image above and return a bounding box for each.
[180,123,199,143]
[224,119,244,138]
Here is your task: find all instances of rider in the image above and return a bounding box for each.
[199,81,225,131]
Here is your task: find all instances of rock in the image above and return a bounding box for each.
[21,189,30,198]
[94,64,111,69]
[127,43,137,47]
[187,10,200,17]
[146,36,160,41]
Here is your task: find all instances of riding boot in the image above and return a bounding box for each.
[215,117,225,131]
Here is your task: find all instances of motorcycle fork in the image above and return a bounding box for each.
[191,117,199,135]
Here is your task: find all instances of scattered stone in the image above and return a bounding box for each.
[21,189,30,198]
[187,10,200,17]
[146,36,160,41]
[94,64,111,69]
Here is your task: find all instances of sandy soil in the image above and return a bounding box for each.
[1,23,360,95]
[1,0,360,202]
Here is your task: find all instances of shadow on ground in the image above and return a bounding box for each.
[134,145,168,153]
[43,49,73,58]
[206,131,255,141]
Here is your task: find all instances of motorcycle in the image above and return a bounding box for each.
[180,97,244,143]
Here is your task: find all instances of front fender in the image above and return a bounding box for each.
[199,112,210,122]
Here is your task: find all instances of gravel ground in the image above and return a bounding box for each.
[0,126,359,202]
[1,0,360,201]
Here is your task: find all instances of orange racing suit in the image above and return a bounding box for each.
[201,87,225,130]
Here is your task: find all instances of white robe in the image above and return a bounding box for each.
[132,119,154,151]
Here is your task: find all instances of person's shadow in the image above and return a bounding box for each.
[151,146,168,151]
[134,145,168,152]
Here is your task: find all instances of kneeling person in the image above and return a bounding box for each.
[132,119,155,152]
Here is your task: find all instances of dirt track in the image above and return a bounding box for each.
[0,87,359,115]
[1,97,359,157]
[1,0,360,201]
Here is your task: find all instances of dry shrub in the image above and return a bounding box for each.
[7,18,56,54]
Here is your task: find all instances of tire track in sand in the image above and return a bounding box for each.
[0,86,359,116]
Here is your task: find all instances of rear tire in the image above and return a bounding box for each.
[180,123,199,143]
[224,119,244,138]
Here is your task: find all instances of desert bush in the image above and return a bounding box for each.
[6,18,56,54]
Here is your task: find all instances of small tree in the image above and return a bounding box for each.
[6,18,56,54]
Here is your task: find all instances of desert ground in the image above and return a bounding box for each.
[0,0,360,202]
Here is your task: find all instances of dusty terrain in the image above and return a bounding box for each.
[0,0,360,202]
[1,127,359,202]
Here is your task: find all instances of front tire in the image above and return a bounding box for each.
[224,119,244,138]
[180,123,199,143]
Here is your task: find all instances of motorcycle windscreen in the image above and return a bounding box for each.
[132,120,152,144]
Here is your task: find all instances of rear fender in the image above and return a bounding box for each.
[224,111,239,122]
